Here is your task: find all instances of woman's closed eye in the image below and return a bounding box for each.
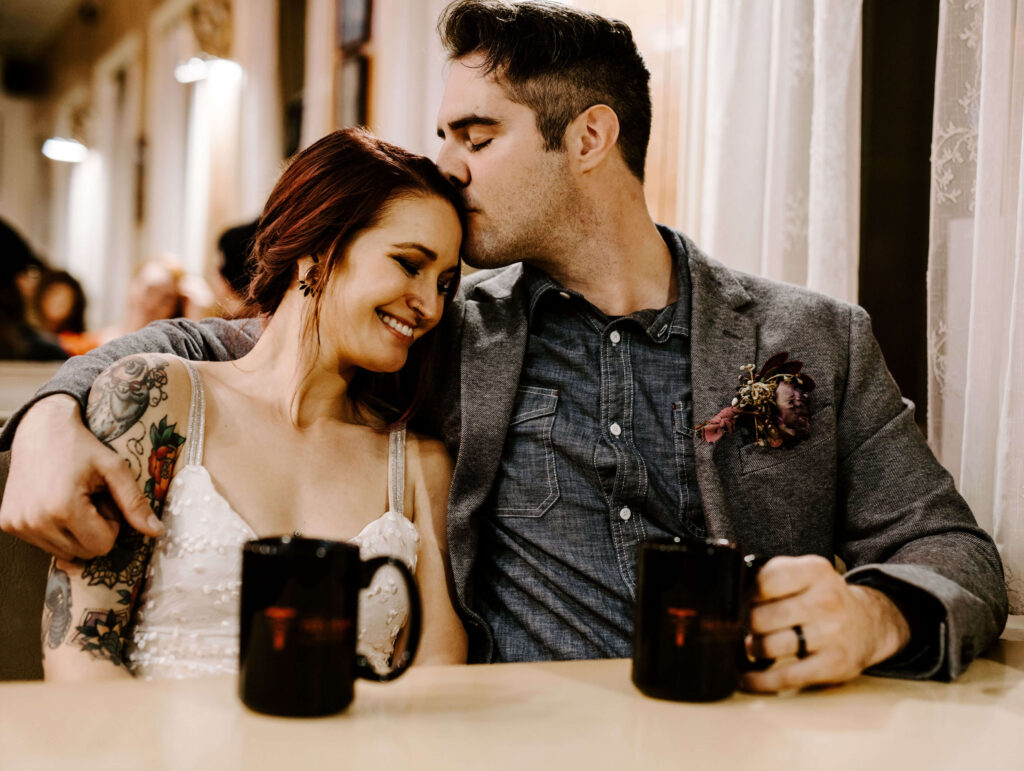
[468,138,492,152]
[394,256,420,276]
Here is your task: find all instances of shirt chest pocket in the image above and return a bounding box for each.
[492,387,560,518]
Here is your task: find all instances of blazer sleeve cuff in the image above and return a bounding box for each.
[845,565,947,679]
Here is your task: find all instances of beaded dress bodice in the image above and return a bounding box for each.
[126,360,420,679]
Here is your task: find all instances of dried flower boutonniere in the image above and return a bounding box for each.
[695,352,816,448]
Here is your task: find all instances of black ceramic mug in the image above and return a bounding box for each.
[239,535,421,717]
[632,536,772,702]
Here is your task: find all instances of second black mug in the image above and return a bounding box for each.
[632,536,772,702]
[239,535,421,717]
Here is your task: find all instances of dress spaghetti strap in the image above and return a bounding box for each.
[178,359,207,467]
[387,426,407,517]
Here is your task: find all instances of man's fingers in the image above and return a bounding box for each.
[741,650,853,693]
[92,495,122,540]
[747,626,811,661]
[95,455,163,538]
[20,533,78,563]
[755,554,834,601]
[749,596,807,635]
[64,500,120,557]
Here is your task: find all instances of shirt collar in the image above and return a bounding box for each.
[523,227,692,342]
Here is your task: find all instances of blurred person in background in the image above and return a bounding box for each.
[35,270,87,337]
[213,220,258,318]
[0,219,65,361]
[2,219,47,327]
[93,257,188,347]
[32,270,96,356]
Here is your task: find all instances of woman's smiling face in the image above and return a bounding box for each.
[316,193,462,374]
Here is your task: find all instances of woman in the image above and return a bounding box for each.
[32,269,96,356]
[41,129,468,680]
[34,270,88,338]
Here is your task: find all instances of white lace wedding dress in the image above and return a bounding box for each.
[125,360,420,679]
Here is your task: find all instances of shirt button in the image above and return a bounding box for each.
[559,291,571,300]
[609,422,622,436]
[610,330,621,344]
[619,507,632,521]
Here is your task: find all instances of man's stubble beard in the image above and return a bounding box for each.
[462,163,581,272]
[461,217,552,270]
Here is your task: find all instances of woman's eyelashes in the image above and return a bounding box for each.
[468,138,492,152]
[394,256,420,276]
[394,256,456,297]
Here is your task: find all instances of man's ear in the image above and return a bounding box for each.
[567,104,620,174]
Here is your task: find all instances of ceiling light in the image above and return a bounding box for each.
[42,137,88,163]
[174,56,209,83]
[174,56,242,84]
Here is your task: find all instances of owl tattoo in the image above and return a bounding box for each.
[42,566,72,649]
[86,357,169,445]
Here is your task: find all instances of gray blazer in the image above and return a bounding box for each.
[0,229,1006,678]
[422,228,1007,675]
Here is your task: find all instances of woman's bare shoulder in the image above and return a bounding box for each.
[404,432,452,523]
[405,431,453,474]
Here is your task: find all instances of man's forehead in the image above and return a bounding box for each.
[437,55,510,127]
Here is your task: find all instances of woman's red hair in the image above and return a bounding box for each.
[244,128,465,427]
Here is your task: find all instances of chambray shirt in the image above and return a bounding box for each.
[473,237,704,661]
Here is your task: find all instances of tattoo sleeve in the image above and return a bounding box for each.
[51,355,187,671]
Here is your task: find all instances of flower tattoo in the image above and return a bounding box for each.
[72,608,131,666]
[696,352,816,448]
[144,416,186,511]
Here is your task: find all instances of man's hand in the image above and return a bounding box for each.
[0,395,162,561]
[741,555,911,692]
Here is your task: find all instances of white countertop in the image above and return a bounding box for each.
[2,636,1022,771]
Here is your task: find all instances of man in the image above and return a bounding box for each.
[0,0,1006,691]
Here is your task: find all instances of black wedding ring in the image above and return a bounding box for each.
[793,624,809,659]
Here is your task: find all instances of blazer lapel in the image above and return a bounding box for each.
[687,245,758,543]
[447,268,530,600]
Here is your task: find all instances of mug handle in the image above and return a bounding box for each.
[739,553,774,672]
[354,556,423,683]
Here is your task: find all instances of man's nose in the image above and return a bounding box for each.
[436,142,469,188]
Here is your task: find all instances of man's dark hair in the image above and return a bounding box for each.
[438,0,652,181]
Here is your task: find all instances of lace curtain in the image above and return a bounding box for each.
[577,0,862,303]
[929,0,1024,612]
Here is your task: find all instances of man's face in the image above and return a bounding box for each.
[436,54,578,270]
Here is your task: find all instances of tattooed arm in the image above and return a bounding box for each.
[0,317,260,559]
[42,354,191,681]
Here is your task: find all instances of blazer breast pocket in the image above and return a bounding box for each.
[738,404,836,476]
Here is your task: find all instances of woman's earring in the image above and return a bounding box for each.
[298,260,320,297]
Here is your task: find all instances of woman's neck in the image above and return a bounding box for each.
[222,293,359,428]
